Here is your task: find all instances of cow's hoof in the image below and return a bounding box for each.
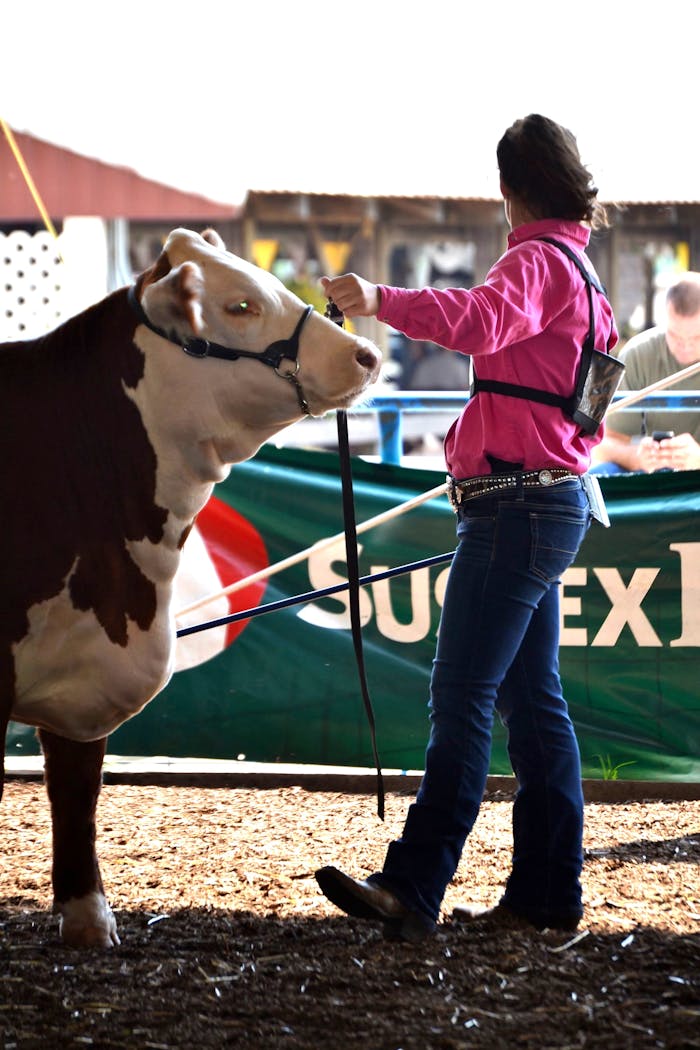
[56,891,121,948]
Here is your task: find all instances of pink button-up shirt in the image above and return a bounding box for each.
[377,218,618,478]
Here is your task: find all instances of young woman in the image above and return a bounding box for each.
[315,114,618,942]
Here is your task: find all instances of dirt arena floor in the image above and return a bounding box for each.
[0,778,698,1049]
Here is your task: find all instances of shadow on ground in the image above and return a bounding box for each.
[1,903,698,1050]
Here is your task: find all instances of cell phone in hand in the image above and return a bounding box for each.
[652,430,674,442]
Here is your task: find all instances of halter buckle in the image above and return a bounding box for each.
[183,342,209,359]
[274,358,301,379]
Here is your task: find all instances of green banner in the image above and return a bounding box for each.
[7,448,700,780]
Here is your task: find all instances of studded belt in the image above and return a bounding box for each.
[447,468,580,511]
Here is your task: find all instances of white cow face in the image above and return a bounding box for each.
[138,228,381,434]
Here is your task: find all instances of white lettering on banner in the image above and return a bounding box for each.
[591,568,662,647]
[299,542,699,648]
[373,567,432,643]
[670,543,700,646]
[298,542,372,629]
[434,568,450,611]
[300,545,443,637]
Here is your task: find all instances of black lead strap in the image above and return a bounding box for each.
[325,298,385,820]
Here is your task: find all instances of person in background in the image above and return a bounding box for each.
[591,273,700,473]
[407,342,471,390]
[314,114,617,942]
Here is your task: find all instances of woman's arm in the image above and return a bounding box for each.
[321,245,567,355]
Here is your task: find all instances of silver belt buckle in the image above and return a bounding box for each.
[538,469,554,486]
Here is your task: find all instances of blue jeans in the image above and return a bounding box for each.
[374,480,591,927]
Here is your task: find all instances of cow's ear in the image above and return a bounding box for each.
[141,261,205,337]
[176,262,205,334]
[202,228,225,250]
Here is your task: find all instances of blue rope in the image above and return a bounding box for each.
[176,550,455,638]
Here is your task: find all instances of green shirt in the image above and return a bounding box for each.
[607,327,700,439]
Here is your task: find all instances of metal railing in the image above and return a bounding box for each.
[357,390,700,465]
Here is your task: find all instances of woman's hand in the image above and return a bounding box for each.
[638,433,700,472]
[320,274,381,318]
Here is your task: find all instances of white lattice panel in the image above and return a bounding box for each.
[1,220,111,342]
[0,229,66,340]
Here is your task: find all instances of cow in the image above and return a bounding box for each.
[0,227,381,948]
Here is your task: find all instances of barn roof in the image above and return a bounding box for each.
[2,125,698,226]
[243,184,700,209]
[0,127,240,223]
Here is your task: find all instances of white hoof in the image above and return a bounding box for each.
[57,890,121,948]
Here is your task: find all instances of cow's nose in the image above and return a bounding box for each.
[356,342,381,371]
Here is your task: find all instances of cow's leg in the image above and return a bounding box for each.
[39,730,120,948]
[0,716,9,803]
[0,648,15,802]
[0,715,8,803]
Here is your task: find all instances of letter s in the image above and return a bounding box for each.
[296,541,373,630]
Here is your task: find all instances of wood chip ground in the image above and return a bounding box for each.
[1,781,698,1049]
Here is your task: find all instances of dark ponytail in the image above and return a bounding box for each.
[497,114,608,230]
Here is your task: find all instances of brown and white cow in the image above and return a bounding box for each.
[0,227,380,948]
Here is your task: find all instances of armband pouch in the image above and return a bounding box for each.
[570,347,625,434]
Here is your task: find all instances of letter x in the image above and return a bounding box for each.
[591,568,662,647]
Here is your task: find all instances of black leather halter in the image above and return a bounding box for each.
[127,286,314,415]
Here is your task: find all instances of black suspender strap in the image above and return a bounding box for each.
[471,238,613,421]
[538,237,607,296]
[469,377,570,409]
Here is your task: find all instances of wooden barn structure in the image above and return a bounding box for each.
[3,123,700,353]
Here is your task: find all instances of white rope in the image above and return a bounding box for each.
[607,359,700,414]
[175,480,449,618]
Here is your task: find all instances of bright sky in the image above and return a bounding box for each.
[3,1,695,204]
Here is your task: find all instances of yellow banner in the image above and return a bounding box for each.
[321,241,352,276]
[252,239,278,271]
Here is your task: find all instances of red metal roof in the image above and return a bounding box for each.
[1,127,240,222]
